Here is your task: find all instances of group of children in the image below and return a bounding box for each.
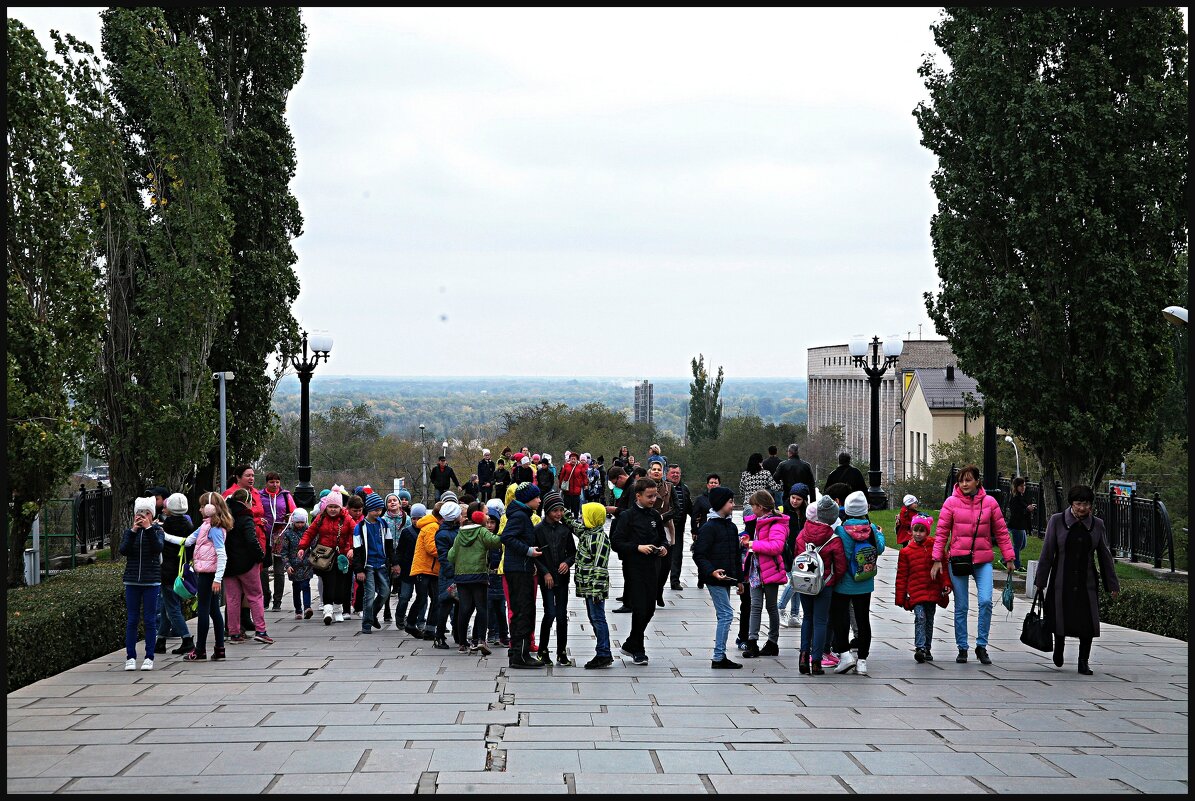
[119,468,960,676]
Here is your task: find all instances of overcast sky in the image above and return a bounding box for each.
[12,8,1000,377]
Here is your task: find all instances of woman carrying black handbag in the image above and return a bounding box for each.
[1034,485,1120,675]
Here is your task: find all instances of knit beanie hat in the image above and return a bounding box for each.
[708,486,734,513]
[290,508,309,524]
[134,497,156,517]
[903,494,918,507]
[364,493,386,512]
[439,491,458,505]
[440,501,461,522]
[485,498,505,520]
[542,492,565,513]
[411,503,428,520]
[398,489,412,501]
[844,491,869,518]
[470,510,487,525]
[514,482,540,504]
[816,495,840,525]
[165,492,189,515]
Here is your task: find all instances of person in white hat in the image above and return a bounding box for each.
[896,494,920,546]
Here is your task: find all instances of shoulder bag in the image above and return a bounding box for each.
[1020,588,1053,651]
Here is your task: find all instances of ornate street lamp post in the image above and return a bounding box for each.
[291,331,332,509]
[849,334,903,510]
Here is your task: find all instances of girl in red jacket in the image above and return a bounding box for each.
[895,514,951,663]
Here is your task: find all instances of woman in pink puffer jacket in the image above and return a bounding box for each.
[930,464,1015,666]
[741,490,789,658]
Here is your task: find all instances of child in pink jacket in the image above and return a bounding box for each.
[741,490,790,658]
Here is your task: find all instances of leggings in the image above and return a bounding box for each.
[831,592,872,659]
[456,583,488,644]
[195,572,225,652]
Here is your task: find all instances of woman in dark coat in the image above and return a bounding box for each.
[1034,485,1120,675]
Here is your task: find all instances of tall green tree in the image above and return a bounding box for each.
[65,8,233,549]
[161,9,307,493]
[688,354,724,445]
[6,19,103,585]
[914,7,1187,492]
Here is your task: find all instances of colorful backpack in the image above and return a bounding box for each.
[791,539,832,595]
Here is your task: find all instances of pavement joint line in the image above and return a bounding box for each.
[845,752,872,775]
[831,775,856,794]
[115,751,149,776]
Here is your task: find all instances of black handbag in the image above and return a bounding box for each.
[1020,589,1053,652]
[948,505,983,577]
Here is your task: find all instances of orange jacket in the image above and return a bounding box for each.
[409,514,441,577]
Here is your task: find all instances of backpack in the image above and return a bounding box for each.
[791,540,833,595]
[846,527,879,582]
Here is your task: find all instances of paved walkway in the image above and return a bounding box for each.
[7,534,1188,794]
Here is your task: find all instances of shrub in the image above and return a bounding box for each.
[6,560,133,692]
[1100,580,1189,642]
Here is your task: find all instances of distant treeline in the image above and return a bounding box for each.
[272,376,807,439]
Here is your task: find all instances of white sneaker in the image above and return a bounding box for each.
[141,659,154,671]
[834,650,857,674]
[334,613,344,623]
[855,658,868,676]
[124,658,137,671]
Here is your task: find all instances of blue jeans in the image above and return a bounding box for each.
[913,602,937,650]
[949,560,993,649]
[798,583,833,659]
[1008,529,1027,570]
[585,598,611,657]
[361,567,391,631]
[707,585,734,661]
[125,584,160,660]
[777,572,802,618]
[157,583,190,639]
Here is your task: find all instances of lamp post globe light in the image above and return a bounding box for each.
[291,331,332,509]
[1005,435,1021,479]
[849,334,902,510]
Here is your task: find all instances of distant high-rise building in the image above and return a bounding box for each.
[633,380,654,425]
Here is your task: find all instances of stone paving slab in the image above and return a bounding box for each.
[7,541,1187,794]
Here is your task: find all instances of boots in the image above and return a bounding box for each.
[172,636,195,655]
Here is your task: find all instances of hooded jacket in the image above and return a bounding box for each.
[410,514,441,577]
[931,484,1014,566]
[895,535,950,609]
[447,522,502,583]
[794,519,848,588]
[224,498,265,578]
[744,513,789,585]
[500,501,538,574]
[833,517,885,595]
[571,503,612,599]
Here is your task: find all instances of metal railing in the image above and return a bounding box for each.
[945,465,1176,571]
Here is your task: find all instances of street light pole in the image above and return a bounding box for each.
[211,371,235,492]
[291,331,333,510]
[419,424,428,503]
[849,334,902,510]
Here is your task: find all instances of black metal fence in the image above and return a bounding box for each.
[945,465,1176,571]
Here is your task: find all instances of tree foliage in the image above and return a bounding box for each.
[160,9,307,493]
[914,8,1188,492]
[64,8,233,549]
[688,353,724,445]
[6,19,103,586]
